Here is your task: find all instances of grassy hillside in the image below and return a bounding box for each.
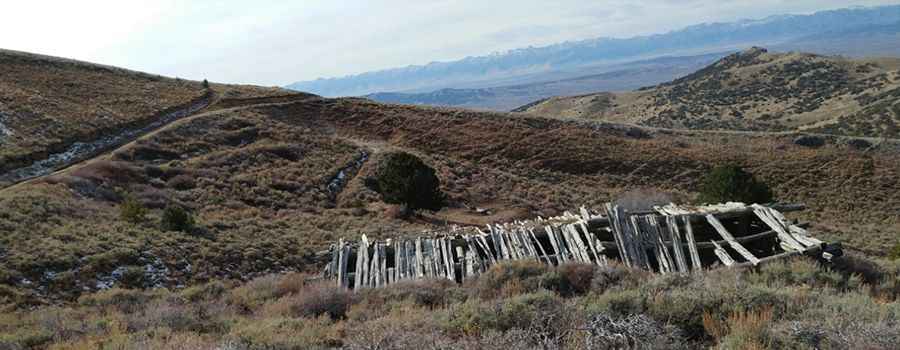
[518,48,900,138]
[2,96,898,306]
[1,52,899,349]
[0,49,293,177]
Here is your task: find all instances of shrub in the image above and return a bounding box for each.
[591,262,650,293]
[261,282,354,321]
[119,195,148,224]
[374,152,444,212]
[468,261,549,299]
[890,243,900,261]
[202,79,210,89]
[166,174,196,190]
[160,204,195,233]
[698,164,773,204]
[542,263,595,297]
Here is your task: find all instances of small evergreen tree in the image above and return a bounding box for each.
[120,195,148,224]
[698,165,773,204]
[160,204,195,233]
[202,79,210,89]
[374,152,444,212]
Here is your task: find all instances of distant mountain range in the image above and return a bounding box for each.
[287,5,900,101]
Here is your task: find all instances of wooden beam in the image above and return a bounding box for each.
[710,240,735,267]
[706,215,761,266]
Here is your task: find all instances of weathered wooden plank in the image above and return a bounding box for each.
[682,216,702,272]
[355,235,370,290]
[369,242,381,287]
[707,214,761,266]
[753,205,805,251]
[567,224,592,263]
[444,237,456,280]
[710,240,735,267]
[627,215,652,271]
[605,203,632,267]
[339,241,351,288]
[414,238,424,278]
[647,216,675,274]
[475,230,497,264]
[788,225,823,247]
[552,225,572,263]
[529,228,552,264]
[545,225,564,264]
[664,216,689,273]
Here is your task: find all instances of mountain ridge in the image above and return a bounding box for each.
[516,47,900,138]
[287,5,900,97]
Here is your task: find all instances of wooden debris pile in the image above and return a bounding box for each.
[324,202,839,290]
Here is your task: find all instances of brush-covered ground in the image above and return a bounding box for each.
[0,48,291,174]
[1,96,898,305]
[517,47,900,138]
[1,258,898,349]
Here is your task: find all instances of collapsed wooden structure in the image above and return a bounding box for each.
[323,202,840,290]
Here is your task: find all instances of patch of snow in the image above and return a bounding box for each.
[327,150,370,197]
[96,266,128,290]
[0,97,210,184]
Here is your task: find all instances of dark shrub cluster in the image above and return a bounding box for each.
[698,164,773,204]
[373,152,445,212]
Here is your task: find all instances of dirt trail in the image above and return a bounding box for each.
[0,93,319,193]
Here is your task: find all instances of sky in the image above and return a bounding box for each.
[1,0,898,86]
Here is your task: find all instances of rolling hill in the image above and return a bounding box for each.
[516,47,900,138]
[0,49,301,186]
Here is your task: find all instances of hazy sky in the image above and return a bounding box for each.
[1,1,897,86]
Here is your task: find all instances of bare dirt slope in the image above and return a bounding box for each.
[517,47,900,138]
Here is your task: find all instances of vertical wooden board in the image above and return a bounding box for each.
[520,229,538,260]
[464,235,484,273]
[444,238,456,280]
[355,235,370,290]
[488,226,503,260]
[560,226,579,263]
[682,216,703,272]
[578,222,602,266]
[369,242,379,287]
[475,231,497,264]
[556,225,573,263]
[628,215,651,271]
[648,216,674,274]
[563,225,584,263]
[529,228,552,264]
[498,231,512,260]
[415,238,425,278]
[569,224,593,263]
[706,214,760,266]
[605,203,632,267]
[431,239,443,278]
[379,244,388,287]
[340,244,351,288]
[665,216,689,273]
